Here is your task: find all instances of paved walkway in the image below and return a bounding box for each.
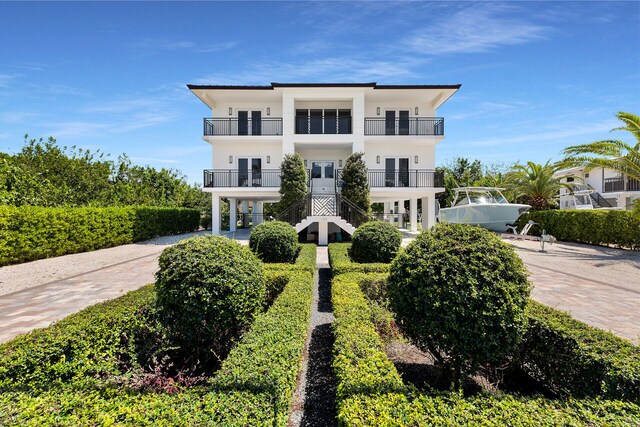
[0,231,210,343]
[504,239,640,344]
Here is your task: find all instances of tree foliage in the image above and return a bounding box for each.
[0,136,210,219]
[560,111,640,182]
[506,160,569,210]
[341,152,370,212]
[278,152,307,212]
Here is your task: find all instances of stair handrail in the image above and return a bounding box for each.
[336,193,375,227]
[276,193,311,226]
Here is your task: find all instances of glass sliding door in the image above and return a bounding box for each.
[338,109,351,134]
[238,158,249,187]
[310,109,323,134]
[385,158,396,187]
[399,110,410,135]
[296,109,308,134]
[251,158,262,187]
[237,111,249,135]
[385,111,396,135]
[324,109,337,134]
[251,111,262,135]
[399,158,409,186]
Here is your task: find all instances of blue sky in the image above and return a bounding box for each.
[0,1,638,184]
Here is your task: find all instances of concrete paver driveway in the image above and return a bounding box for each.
[504,239,640,344]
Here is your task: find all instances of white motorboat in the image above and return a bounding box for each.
[437,187,530,232]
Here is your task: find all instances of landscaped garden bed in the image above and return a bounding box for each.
[0,236,315,425]
[330,223,640,425]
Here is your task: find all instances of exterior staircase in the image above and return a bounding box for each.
[589,191,614,208]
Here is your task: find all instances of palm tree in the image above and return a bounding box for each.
[560,112,640,182]
[507,161,570,209]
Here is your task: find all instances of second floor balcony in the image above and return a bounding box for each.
[603,176,640,193]
[204,118,283,136]
[337,169,444,188]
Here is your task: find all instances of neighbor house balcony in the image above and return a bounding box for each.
[364,117,444,136]
[336,169,444,188]
[203,118,283,136]
[603,176,640,193]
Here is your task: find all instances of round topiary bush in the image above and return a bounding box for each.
[387,223,530,381]
[249,220,300,263]
[349,220,402,263]
[155,235,265,368]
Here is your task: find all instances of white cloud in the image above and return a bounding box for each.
[406,4,548,55]
[0,74,20,88]
[128,38,237,53]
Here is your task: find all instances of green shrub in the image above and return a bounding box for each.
[263,243,316,275]
[0,285,156,391]
[332,273,639,426]
[518,300,640,400]
[0,205,200,266]
[0,271,315,426]
[388,223,531,380]
[249,220,300,263]
[349,221,402,263]
[517,209,640,249]
[328,243,390,275]
[155,235,265,368]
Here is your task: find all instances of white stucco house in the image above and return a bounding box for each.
[188,82,461,244]
[556,166,640,210]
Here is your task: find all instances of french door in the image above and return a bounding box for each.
[385,157,410,187]
[311,161,335,194]
[237,158,262,187]
[237,110,262,135]
[385,110,410,135]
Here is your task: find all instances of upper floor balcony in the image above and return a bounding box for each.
[336,169,444,188]
[603,176,640,193]
[204,118,283,136]
[364,117,444,136]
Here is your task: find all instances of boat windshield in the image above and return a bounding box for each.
[454,190,509,206]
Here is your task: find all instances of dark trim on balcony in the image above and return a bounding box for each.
[336,169,444,188]
[364,117,444,136]
[203,169,282,188]
[295,115,352,134]
[203,118,283,136]
[603,176,640,193]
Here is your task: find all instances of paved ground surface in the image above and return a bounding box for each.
[289,247,337,427]
[503,239,640,344]
[0,230,209,343]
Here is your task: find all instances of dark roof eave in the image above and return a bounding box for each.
[187,83,462,90]
[374,84,462,90]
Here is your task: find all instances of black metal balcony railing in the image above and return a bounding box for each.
[203,118,283,136]
[295,116,352,134]
[335,169,444,188]
[364,117,444,136]
[603,176,640,192]
[203,169,282,188]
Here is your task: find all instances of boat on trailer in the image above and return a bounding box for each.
[437,187,531,233]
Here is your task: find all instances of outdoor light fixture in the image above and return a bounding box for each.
[228,107,233,115]
[414,156,419,164]
[376,156,380,164]
[229,156,233,164]
[376,107,380,115]
[267,155,271,164]
[415,107,419,115]
[267,107,270,115]
[339,159,342,167]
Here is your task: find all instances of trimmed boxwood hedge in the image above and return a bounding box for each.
[328,243,390,275]
[516,209,640,249]
[0,205,200,266]
[349,221,402,263]
[0,270,314,425]
[518,300,640,400]
[249,220,300,263]
[262,243,317,275]
[331,272,640,426]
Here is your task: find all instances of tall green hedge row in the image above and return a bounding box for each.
[517,209,640,249]
[518,300,640,400]
[331,272,640,426]
[0,205,200,266]
[0,269,314,425]
[328,243,391,275]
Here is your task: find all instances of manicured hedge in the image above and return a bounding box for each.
[0,270,315,425]
[517,209,640,250]
[263,243,317,275]
[0,205,200,266]
[518,300,640,400]
[0,284,156,391]
[249,220,300,263]
[331,273,640,426]
[328,243,390,275]
[349,221,402,263]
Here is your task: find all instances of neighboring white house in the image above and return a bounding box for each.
[556,166,640,210]
[188,82,461,244]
